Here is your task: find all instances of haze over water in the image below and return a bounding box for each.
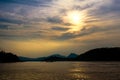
[0,62,120,80]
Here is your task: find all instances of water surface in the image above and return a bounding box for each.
[0,62,120,80]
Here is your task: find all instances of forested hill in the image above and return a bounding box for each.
[0,51,20,63]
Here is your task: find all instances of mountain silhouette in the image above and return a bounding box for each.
[67,53,78,61]
[44,54,66,62]
[19,56,35,61]
[76,47,120,61]
[67,53,78,58]
[47,54,66,58]
[0,51,20,63]
[19,54,66,61]
[18,47,120,62]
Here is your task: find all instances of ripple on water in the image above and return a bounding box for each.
[0,62,120,80]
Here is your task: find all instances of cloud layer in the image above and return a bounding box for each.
[0,0,120,57]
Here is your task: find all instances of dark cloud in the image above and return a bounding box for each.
[46,16,63,24]
[46,16,73,26]
[51,26,70,31]
[0,0,52,7]
[90,0,120,19]
[56,32,76,40]
[0,18,25,24]
[100,1,120,13]
[0,25,8,30]
[72,3,95,11]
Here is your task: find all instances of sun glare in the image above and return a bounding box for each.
[64,10,84,25]
[68,11,81,25]
[63,10,86,32]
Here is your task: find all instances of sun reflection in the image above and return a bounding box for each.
[68,63,89,80]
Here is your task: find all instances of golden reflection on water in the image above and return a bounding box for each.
[68,63,89,80]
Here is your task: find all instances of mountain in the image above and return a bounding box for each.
[67,53,78,58]
[35,57,47,61]
[47,54,66,58]
[18,47,120,62]
[19,56,35,61]
[0,51,20,63]
[19,54,66,61]
[43,54,66,61]
[76,47,120,61]
[19,56,47,61]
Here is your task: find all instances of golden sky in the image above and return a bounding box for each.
[0,0,120,57]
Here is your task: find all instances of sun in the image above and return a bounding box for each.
[63,10,85,32]
[68,11,81,25]
[64,10,84,25]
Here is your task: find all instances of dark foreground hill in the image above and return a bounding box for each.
[76,47,120,61]
[0,51,20,63]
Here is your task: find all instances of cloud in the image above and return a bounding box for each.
[51,26,70,31]
[46,16,63,24]
[0,25,8,30]
[0,0,52,7]
[88,0,120,20]
[0,29,47,40]
[55,25,120,40]
[0,18,25,24]
[0,0,120,41]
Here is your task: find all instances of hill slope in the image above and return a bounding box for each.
[0,51,20,63]
[76,47,120,61]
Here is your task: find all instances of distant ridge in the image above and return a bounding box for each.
[19,54,67,61]
[18,56,35,61]
[67,53,78,58]
[19,47,120,62]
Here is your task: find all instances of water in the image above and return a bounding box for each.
[0,62,120,80]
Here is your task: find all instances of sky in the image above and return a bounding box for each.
[0,0,120,57]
